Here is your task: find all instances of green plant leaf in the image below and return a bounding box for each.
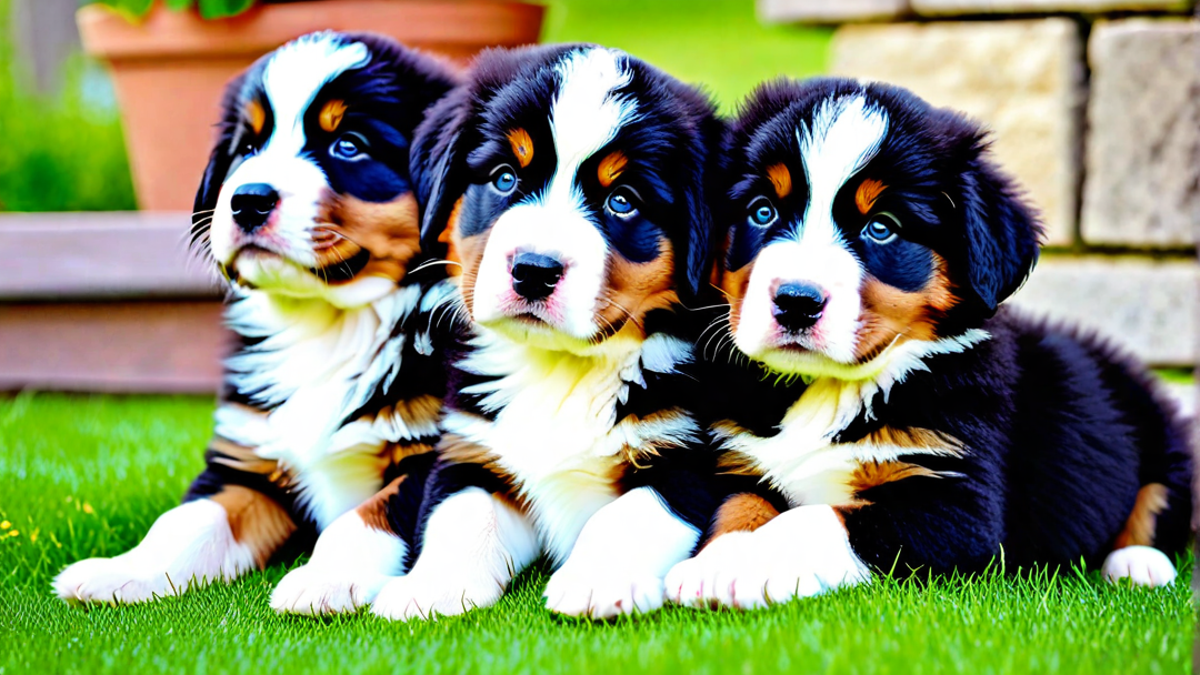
[197,0,256,19]
[91,0,155,20]
[163,0,194,11]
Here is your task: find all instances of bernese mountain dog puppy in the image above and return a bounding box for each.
[366,44,725,621]
[54,32,459,613]
[664,77,1194,610]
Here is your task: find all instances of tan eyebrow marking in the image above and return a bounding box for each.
[246,99,265,135]
[856,178,887,215]
[319,99,347,133]
[506,128,534,168]
[597,151,628,188]
[766,163,792,199]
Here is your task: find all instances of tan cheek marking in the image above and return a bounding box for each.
[315,192,422,284]
[507,128,534,168]
[856,178,887,215]
[1114,483,1169,548]
[707,493,780,542]
[598,239,679,341]
[452,226,493,319]
[598,151,628,188]
[320,99,347,133]
[246,99,265,135]
[439,197,466,277]
[767,163,792,199]
[719,261,755,335]
[209,485,296,568]
[854,252,957,362]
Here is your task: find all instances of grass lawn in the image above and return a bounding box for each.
[0,393,1194,675]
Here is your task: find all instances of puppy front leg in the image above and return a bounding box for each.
[667,504,870,610]
[271,477,409,615]
[54,485,293,604]
[371,487,538,621]
[544,487,701,619]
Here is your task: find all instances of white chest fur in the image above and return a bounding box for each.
[214,284,439,530]
[718,331,989,508]
[443,330,698,565]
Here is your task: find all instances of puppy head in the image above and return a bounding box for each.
[718,77,1042,379]
[193,31,457,308]
[412,44,721,354]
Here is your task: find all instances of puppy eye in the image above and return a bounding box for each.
[863,212,900,244]
[748,197,777,228]
[331,132,370,161]
[606,187,640,218]
[491,164,518,194]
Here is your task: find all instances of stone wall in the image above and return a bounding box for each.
[762,0,1199,372]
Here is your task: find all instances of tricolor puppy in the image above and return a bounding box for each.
[665,77,1194,610]
[54,32,460,613]
[368,44,724,621]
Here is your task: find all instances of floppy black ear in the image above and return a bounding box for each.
[955,140,1043,313]
[410,85,474,257]
[675,90,727,302]
[192,73,249,249]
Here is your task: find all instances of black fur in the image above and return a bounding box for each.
[405,45,729,571]
[706,77,1192,579]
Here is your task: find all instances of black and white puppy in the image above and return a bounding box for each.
[665,77,1194,609]
[367,44,725,621]
[54,32,459,613]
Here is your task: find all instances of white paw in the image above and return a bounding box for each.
[666,506,871,610]
[1101,545,1177,587]
[544,567,665,619]
[370,572,503,622]
[53,556,183,605]
[270,564,393,615]
[665,531,768,609]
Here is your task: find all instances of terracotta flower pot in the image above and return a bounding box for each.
[77,0,545,211]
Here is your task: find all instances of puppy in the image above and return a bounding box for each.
[54,32,459,613]
[665,77,1193,610]
[367,44,725,621]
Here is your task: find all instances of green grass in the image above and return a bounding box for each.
[0,393,1194,674]
[0,0,137,212]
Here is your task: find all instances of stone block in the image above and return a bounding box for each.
[831,20,1083,246]
[913,0,1194,16]
[1080,20,1200,248]
[758,0,910,23]
[1009,256,1197,367]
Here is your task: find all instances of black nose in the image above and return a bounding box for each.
[511,252,564,301]
[230,183,279,234]
[773,282,827,332]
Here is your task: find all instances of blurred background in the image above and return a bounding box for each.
[0,0,1196,408]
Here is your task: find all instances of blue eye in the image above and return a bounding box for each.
[606,188,638,216]
[864,213,900,243]
[491,165,517,193]
[748,197,777,227]
[331,133,368,161]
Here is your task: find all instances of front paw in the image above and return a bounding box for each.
[370,572,502,622]
[54,556,179,605]
[544,567,665,619]
[665,531,766,609]
[665,514,871,611]
[270,563,392,615]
